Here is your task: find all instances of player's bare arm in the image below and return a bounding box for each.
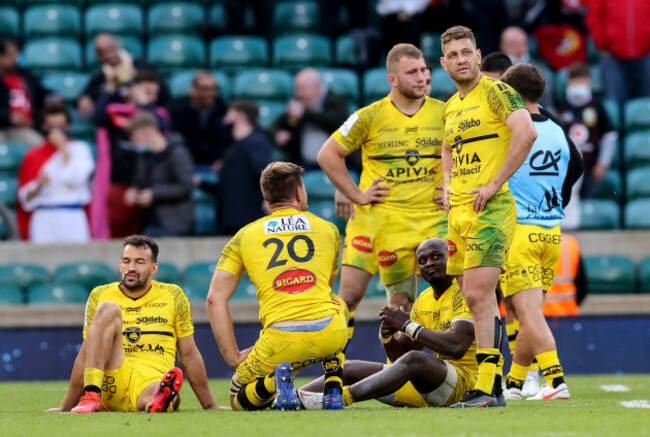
[334,189,355,221]
[441,141,453,213]
[470,108,536,213]
[379,306,422,362]
[177,335,218,409]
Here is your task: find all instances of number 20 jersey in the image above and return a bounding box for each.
[216,208,341,328]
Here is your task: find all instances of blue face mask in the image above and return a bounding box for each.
[507,54,531,64]
[133,143,149,154]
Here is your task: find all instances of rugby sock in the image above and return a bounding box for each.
[493,354,505,396]
[475,348,500,395]
[341,386,354,407]
[83,367,103,394]
[233,373,275,411]
[528,359,540,374]
[506,319,519,357]
[323,352,345,394]
[506,362,528,390]
[536,350,565,389]
[347,311,356,341]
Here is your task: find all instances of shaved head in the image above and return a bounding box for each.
[294,68,322,107]
[500,26,528,59]
[416,238,448,257]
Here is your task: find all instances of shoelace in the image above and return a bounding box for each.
[78,392,110,412]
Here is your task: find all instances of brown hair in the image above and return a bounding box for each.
[133,68,158,84]
[123,234,159,262]
[500,63,545,104]
[386,43,423,73]
[42,103,71,125]
[229,99,259,125]
[568,62,590,80]
[260,162,304,205]
[126,111,159,136]
[441,26,477,53]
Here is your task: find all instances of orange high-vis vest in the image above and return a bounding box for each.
[544,234,580,316]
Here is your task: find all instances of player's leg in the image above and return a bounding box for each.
[385,274,418,310]
[141,367,184,412]
[300,360,386,392]
[338,265,373,341]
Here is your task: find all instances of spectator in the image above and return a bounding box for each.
[586,0,650,107]
[480,52,513,78]
[16,105,94,243]
[76,34,171,118]
[126,112,195,237]
[0,37,47,147]
[168,71,231,171]
[556,63,617,199]
[376,0,428,53]
[269,68,348,168]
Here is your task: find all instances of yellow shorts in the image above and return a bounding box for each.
[100,360,162,412]
[369,206,448,285]
[235,312,348,385]
[342,204,378,275]
[500,224,562,297]
[447,192,517,276]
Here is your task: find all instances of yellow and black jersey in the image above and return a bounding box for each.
[443,76,526,206]
[410,279,477,374]
[84,280,194,375]
[216,208,341,328]
[332,95,446,212]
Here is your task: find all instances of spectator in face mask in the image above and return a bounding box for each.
[556,63,617,199]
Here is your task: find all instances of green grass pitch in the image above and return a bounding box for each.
[1,375,649,436]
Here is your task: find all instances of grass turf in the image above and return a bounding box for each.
[1,375,649,436]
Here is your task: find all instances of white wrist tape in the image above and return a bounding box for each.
[402,320,424,340]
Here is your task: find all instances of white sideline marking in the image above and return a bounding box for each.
[620,400,650,409]
[600,384,630,392]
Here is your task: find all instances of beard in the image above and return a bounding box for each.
[121,271,149,290]
[397,81,425,100]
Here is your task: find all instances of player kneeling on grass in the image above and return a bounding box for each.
[298,238,479,409]
[46,235,217,413]
[207,162,348,411]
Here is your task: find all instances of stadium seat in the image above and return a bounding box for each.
[365,274,386,299]
[308,200,346,234]
[256,100,286,129]
[147,35,206,73]
[273,34,332,71]
[194,202,216,236]
[53,261,116,291]
[181,280,209,303]
[318,68,360,104]
[0,7,19,39]
[272,0,320,35]
[593,169,623,203]
[0,143,27,177]
[209,36,269,72]
[303,170,336,200]
[23,4,82,40]
[0,263,50,291]
[421,33,442,64]
[624,199,650,229]
[23,38,82,72]
[624,98,650,133]
[579,199,620,230]
[0,175,17,207]
[430,68,457,101]
[85,36,143,72]
[0,207,15,240]
[232,69,293,101]
[584,255,636,294]
[184,261,217,285]
[147,2,205,36]
[27,284,89,305]
[168,69,231,100]
[68,107,96,143]
[155,262,181,284]
[0,285,24,305]
[362,67,389,105]
[208,2,227,34]
[623,131,650,171]
[42,71,90,103]
[335,34,359,69]
[85,3,144,38]
[638,257,650,293]
[233,272,257,301]
[625,166,650,201]
[586,37,600,64]
[603,98,620,133]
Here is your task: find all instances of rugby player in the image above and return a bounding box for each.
[480,52,513,79]
[318,43,447,313]
[46,235,217,413]
[207,162,348,411]
[297,238,478,409]
[439,25,537,407]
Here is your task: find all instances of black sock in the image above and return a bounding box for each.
[84,385,101,394]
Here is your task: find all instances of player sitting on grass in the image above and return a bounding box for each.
[298,238,481,409]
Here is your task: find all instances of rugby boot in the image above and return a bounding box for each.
[323,388,344,410]
[146,367,184,412]
[526,383,570,401]
[449,389,497,408]
[71,392,105,413]
[275,362,301,410]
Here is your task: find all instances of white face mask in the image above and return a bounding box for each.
[566,84,592,106]
[507,53,531,64]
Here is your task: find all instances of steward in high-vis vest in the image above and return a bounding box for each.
[543,234,588,316]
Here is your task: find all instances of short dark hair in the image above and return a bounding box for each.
[42,103,71,125]
[568,62,590,80]
[123,235,159,262]
[133,69,159,85]
[480,52,513,77]
[229,99,259,125]
[386,43,423,73]
[500,63,545,104]
[441,26,477,53]
[0,36,16,55]
[260,162,304,205]
[127,111,159,136]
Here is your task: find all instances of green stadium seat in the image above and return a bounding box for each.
[23,38,82,72]
[586,37,600,64]
[233,271,257,301]
[0,7,19,39]
[638,257,650,293]
[85,3,144,38]
[53,261,116,291]
[421,33,442,64]
[303,170,336,200]
[28,284,89,305]
[181,280,209,303]
[580,199,620,230]
[0,263,49,290]
[256,100,286,130]
[23,4,81,40]
[365,274,386,299]
[318,68,359,104]
[0,208,15,240]
[86,36,143,72]
[208,3,227,34]
[0,175,17,207]
[308,200,346,234]
[593,169,623,203]
[272,0,320,35]
[68,107,96,143]
[624,199,650,229]
[603,98,620,133]
[193,183,214,205]
[624,98,650,133]
[147,2,205,36]
[430,68,457,101]
[584,255,636,294]
[168,69,231,100]
[232,69,293,101]
[335,34,359,69]
[623,131,650,171]
[209,36,269,72]
[418,277,431,294]
[0,285,24,305]
[362,67,389,105]
[184,261,217,285]
[155,262,181,284]
[272,34,332,71]
[194,202,216,236]
[42,71,90,103]
[147,35,206,72]
[625,166,650,201]
[0,143,27,177]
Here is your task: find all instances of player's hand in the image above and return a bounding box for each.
[44,407,63,413]
[379,305,410,331]
[442,184,451,214]
[357,178,389,205]
[379,321,397,337]
[433,184,445,206]
[334,190,355,221]
[228,346,253,369]
[469,181,500,213]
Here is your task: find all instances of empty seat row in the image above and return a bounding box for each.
[583,255,650,294]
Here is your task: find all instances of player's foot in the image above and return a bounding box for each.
[71,391,104,413]
[323,388,344,410]
[449,389,497,408]
[274,362,300,411]
[503,386,523,400]
[521,370,541,397]
[495,392,507,407]
[297,390,324,410]
[526,383,570,401]
[146,367,184,412]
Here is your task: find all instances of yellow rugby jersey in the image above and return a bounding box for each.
[83,281,194,375]
[410,280,477,373]
[217,208,341,328]
[443,76,526,206]
[332,95,445,211]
